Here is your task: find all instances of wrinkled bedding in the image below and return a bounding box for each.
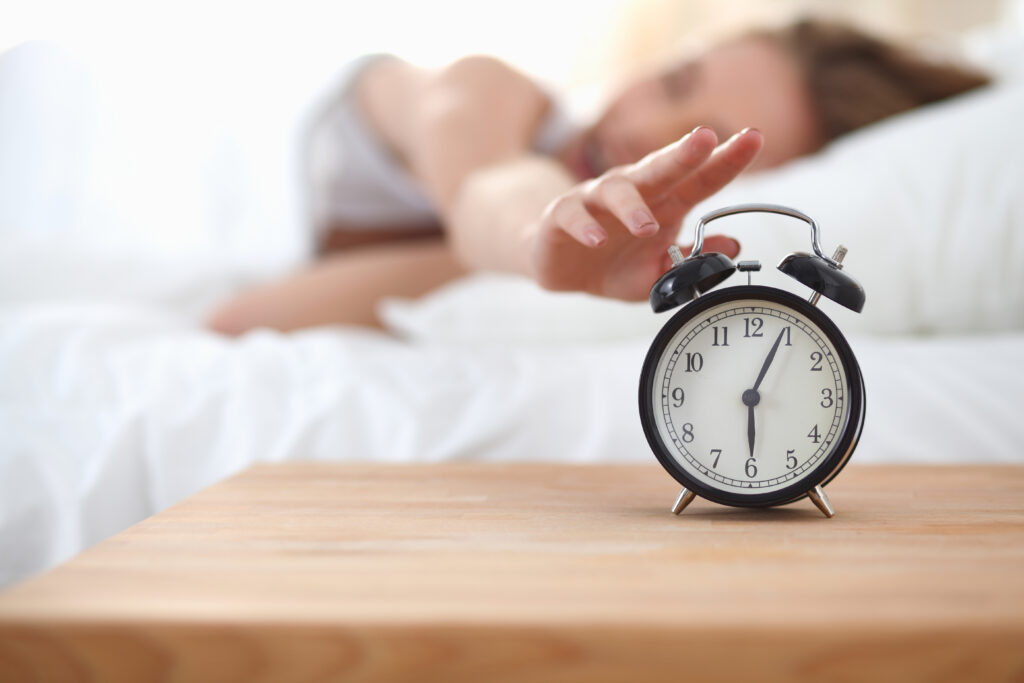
[2,292,1023,587]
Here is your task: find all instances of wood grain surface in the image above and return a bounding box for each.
[1,463,1023,682]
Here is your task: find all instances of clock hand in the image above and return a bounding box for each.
[742,387,760,458]
[743,328,786,463]
[747,404,755,459]
[753,328,788,392]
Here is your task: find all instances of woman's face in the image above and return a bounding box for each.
[559,36,822,180]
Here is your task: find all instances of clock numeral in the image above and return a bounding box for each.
[743,317,764,338]
[671,387,685,408]
[711,448,722,469]
[786,449,797,469]
[810,351,823,372]
[685,352,704,373]
[783,326,792,346]
[808,425,821,443]
[820,388,834,408]
[745,457,758,478]
[681,423,695,443]
[712,326,729,347]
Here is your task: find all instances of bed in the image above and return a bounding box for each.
[1,28,1023,589]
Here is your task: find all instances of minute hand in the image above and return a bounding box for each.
[753,329,788,391]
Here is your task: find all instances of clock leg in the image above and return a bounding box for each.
[808,485,835,518]
[671,488,697,515]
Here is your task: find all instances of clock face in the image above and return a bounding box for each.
[640,286,864,506]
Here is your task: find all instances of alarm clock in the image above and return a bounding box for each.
[638,204,866,518]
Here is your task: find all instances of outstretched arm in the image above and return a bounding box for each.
[445,126,764,300]
[209,59,761,335]
[338,55,763,298]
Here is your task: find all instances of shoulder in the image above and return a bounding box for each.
[437,55,531,86]
[431,55,551,113]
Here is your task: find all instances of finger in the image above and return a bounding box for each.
[661,235,742,271]
[587,176,659,238]
[671,128,764,210]
[625,126,718,198]
[702,234,742,258]
[549,196,607,248]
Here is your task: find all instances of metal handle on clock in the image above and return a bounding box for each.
[689,203,840,268]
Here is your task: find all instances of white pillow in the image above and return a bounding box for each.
[697,83,1024,336]
[384,83,1024,342]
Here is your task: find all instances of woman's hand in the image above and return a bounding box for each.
[529,126,763,300]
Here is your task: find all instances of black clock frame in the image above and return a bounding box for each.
[638,285,866,509]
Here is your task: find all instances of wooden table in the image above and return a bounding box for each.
[1,464,1023,682]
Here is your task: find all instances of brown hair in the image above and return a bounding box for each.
[761,18,991,143]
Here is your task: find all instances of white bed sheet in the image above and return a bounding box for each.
[2,293,1023,588]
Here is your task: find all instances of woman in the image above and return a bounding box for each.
[207,19,988,334]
